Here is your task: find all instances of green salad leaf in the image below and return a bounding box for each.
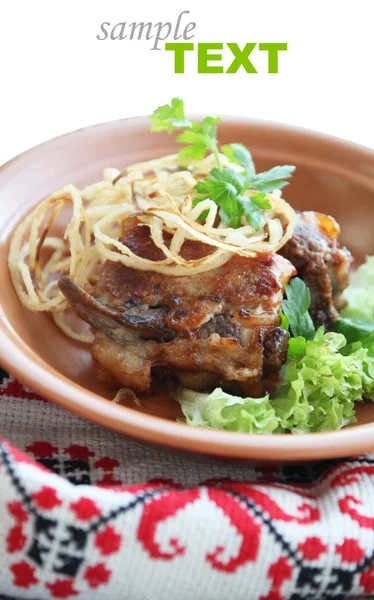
[279,311,290,331]
[271,331,364,433]
[333,317,374,344]
[177,387,279,434]
[342,256,374,322]
[177,330,374,435]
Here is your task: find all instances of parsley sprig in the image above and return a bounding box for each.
[149,98,296,229]
[282,277,315,340]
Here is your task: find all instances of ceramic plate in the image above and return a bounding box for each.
[1,117,374,461]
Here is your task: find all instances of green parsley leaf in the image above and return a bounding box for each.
[282,277,315,339]
[250,192,271,210]
[209,167,246,192]
[221,143,256,177]
[149,99,297,230]
[279,311,290,332]
[237,196,263,230]
[149,98,192,132]
[191,198,211,223]
[221,143,295,193]
[195,170,269,230]
[196,209,210,222]
[238,192,271,230]
[194,168,244,197]
[248,165,296,193]
[150,99,221,164]
[200,115,222,137]
[177,117,222,162]
[195,168,244,227]
[177,140,208,160]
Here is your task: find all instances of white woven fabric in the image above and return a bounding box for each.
[1,372,374,599]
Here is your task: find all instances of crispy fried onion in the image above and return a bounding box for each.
[8,185,100,341]
[8,153,295,339]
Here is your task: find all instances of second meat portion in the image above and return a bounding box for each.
[280,211,352,328]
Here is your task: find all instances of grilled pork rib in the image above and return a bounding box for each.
[59,219,295,393]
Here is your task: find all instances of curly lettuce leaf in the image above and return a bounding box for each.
[176,330,374,435]
[176,387,279,434]
[271,332,362,433]
[340,335,374,400]
[342,256,374,322]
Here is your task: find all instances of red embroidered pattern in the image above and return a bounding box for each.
[1,371,374,600]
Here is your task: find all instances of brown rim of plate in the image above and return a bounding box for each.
[0,116,374,462]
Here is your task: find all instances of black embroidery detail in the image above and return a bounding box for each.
[88,489,167,533]
[37,458,60,476]
[218,484,374,598]
[27,538,50,567]
[27,515,57,567]
[54,552,84,577]
[34,455,91,485]
[63,459,91,485]
[326,567,355,593]
[0,368,10,385]
[0,443,38,517]
[61,525,88,551]
[220,487,304,567]
[0,442,167,580]
[295,565,323,589]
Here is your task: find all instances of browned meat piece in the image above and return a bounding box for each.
[280,211,352,328]
[263,327,289,373]
[59,219,295,394]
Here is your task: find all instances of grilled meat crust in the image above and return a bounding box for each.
[280,211,352,328]
[59,219,295,393]
[59,257,293,393]
[92,253,294,333]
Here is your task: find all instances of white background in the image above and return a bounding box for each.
[0,0,373,167]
